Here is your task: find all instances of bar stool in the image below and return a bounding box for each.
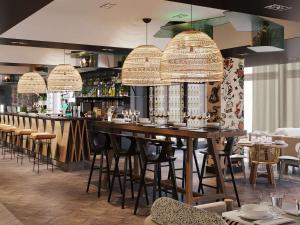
[172,138,205,200]
[30,132,56,173]
[14,128,33,164]
[198,137,241,207]
[1,125,17,159]
[134,137,178,215]
[108,133,145,209]
[86,130,111,198]
[0,124,11,154]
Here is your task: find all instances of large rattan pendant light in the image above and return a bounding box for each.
[121,18,170,86]
[47,50,83,92]
[160,5,224,83]
[17,72,47,94]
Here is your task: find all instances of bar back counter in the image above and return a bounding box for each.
[0,113,91,169]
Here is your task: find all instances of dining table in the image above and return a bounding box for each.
[89,120,246,205]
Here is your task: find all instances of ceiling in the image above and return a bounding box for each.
[169,0,300,22]
[0,0,224,50]
[0,0,300,68]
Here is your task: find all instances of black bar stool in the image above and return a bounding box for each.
[198,137,241,206]
[172,138,205,200]
[134,137,178,215]
[86,130,111,198]
[30,132,56,173]
[108,133,146,209]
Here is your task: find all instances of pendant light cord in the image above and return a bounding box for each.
[190,3,193,30]
[64,49,66,64]
[146,22,148,45]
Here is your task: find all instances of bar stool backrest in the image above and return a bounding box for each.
[136,137,173,162]
[8,115,13,126]
[88,130,110,153]
[223,137,236,155]
[109,133,136,155]
[0,115,4,123]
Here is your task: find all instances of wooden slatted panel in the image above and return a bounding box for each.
[13,116,18,127]
[4,115,9,124]
[18,117,24,129]
[53,121,62,162]
[60,121,71,163]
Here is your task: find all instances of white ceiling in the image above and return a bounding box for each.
[0,0,224,49]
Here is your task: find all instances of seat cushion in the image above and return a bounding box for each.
[30,132,56,140]
[1,126,16,132]
[15,129,32,135]
[151,197,227,225]
[279,155,299,161]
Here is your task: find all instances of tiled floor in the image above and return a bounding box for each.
[0,151,299,225]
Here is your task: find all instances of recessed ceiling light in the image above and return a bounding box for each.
[99,2,116,9]
[102,48,114,52]
[10,41,27,45]
[239,53,250,56]
[264,4,292,11]
[171,13,188,19]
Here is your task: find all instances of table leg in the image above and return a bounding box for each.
[207,138,227,197]
[185,137,193,204]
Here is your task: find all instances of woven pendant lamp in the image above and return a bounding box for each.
[121,18,170,86]
[160,5,224,83]
[17,72,47,94]
[48,64,82,92]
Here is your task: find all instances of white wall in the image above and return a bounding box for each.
[244,67,253,133]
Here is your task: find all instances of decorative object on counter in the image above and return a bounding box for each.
[48,64,82,92]
[17,72,47,94]
[160,5,223,83]
[121,18,170,86]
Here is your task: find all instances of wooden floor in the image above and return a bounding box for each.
[0,151,299,225]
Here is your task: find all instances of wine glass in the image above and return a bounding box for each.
[135,110,141,122]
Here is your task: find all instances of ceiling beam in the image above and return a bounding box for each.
[0,0,53,34]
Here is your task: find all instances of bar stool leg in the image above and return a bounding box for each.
[169,161,178,200]
[105,151,111,190]
[121,157,128,209]
[128,156,135,200]
[157,163,162,198]
[86,151,97,193]
[138,154,149,205]
[33,141,37,172]
[227,156,241,207]
[108,156,122,202]
[98,151,104,198]
[198,153,207,193]
[134,162,147,215]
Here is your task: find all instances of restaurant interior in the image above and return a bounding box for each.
[0,0,300,224]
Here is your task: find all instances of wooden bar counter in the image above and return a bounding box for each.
[0,113,91,166]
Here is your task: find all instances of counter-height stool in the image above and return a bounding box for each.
[198,137,241,207]
[172,138,206,200]
[0,124,11,154]
[108,133,144,209]
[30,132,56,173]
[86,130,111,198]
[134,137,178,215]
[15,128,33,165]
[1,125,17,159]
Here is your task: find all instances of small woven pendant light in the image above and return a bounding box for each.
[17,72,47,94]
[47,50,83,92]
[121,18,170,86]
[160,5,224,83]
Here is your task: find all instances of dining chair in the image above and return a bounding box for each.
[249,144,281,187]
[278,143,300,180]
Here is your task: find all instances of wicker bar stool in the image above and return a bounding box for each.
[1,125,17,159]
[15,129,33,164]
[30,132,56,173]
